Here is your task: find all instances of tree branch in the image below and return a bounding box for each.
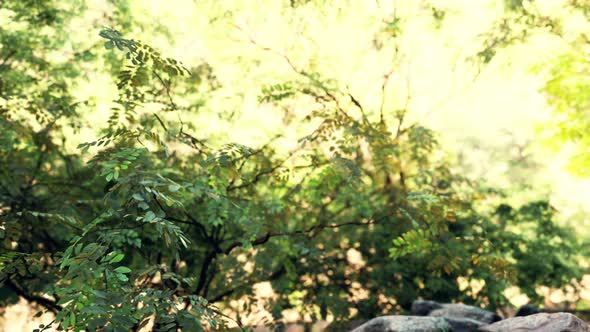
[231,23,357,123]
[152,194,215,250]
[195,250,217,295]
[0,49,17,70]
[222,219,377,255]
[153,71,177,110]
[379,69,394,125]
[227,147,298,192]
[4,278,62,313]
[347,89,369,126]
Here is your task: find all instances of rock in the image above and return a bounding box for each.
[350,315,451,332]
[515,304,541,317]
[411,300,444,316]
[443,317,487,332]
[411,300,500,324]
[325,320,365,332]
[429,305,501,324]
[479,312,590,332]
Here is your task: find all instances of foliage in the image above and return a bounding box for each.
[474,0,590,177]
[539,50,590,176]
[0,1,587,331]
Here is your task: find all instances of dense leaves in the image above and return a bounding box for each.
[0,1,587,331]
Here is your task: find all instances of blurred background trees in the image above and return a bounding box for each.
[1,0,590,331]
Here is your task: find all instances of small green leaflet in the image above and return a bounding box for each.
[114,266,131,274]
[110,253,125,263]
[144,211,156,222]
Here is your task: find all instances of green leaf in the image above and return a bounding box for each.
[81,305,108,315]
[144,211,156,222]
[162,322,177,331]
[104,41,114,49]
[114,266,131,274]
[91,290,108,299]
[168,184,181,192]
[110,253,125,263]
[106,172,114,181]
[70,312,76,327]
[74,243,83,255]
[117,274,129,282]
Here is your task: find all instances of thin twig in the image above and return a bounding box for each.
[153,113,168,132]
[0,50,17,69]
[347,88,369,125]
[379,69,394,124]
[231,23,356,123]
[209,306,247,332]
[153,71,177,110]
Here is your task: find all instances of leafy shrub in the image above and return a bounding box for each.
[0,3,586,331]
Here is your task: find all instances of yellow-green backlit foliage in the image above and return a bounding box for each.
[500,0,590,177]
[0,1,587,331]
[541,51,590,176]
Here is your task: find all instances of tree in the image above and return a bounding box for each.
[0,1,586,331]
[473,0,590,177]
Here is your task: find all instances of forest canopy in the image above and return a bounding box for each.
[1,0,590,331]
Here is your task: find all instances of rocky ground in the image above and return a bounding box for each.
[349,300,590,332]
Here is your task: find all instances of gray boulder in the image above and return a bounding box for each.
[479,312,590,332]
[412,300,501,324]
[412,300,444,316]
[429,305,501,324]
[350,315,451,332]
[443,317,487,332]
